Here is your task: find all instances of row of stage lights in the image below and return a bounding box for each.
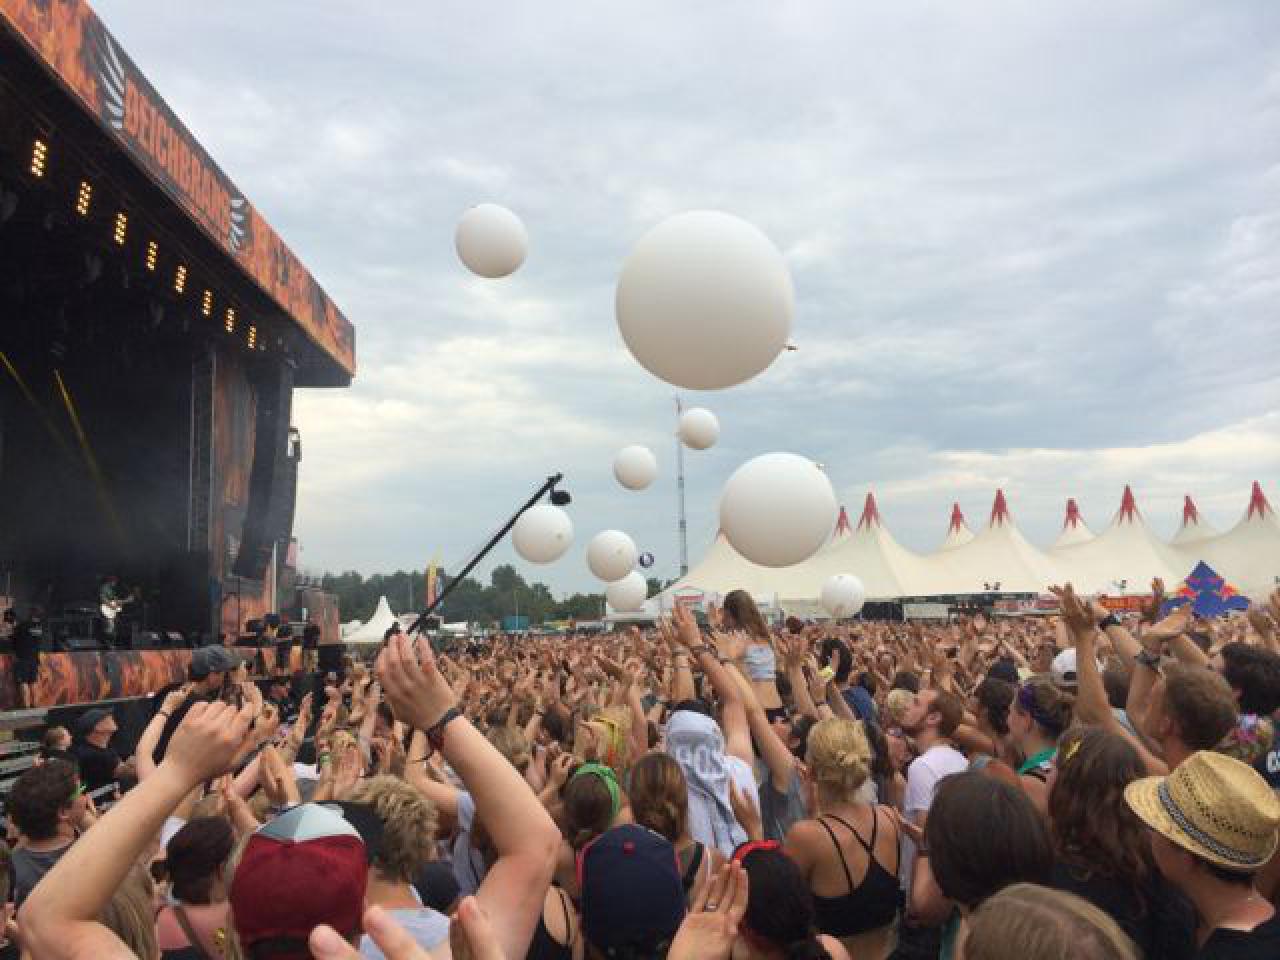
[27,137,261,354]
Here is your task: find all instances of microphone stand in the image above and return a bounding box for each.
[406,473,565,636]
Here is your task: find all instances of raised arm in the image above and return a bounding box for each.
[20,702,254,960]
[378,634,559,960]
[672,606,751,766]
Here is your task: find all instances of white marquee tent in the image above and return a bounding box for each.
[657,482,1277,611]
[343,596,399,645]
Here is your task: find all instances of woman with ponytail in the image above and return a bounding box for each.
[629,752,724,903]
[783,718,900,960]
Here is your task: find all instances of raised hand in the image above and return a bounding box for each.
[728,779,762,843]
[163,700,256,788]
[668,862,750,960]
[1142,578,1167,625]
[376,633,459,732]
[1049,584,1094,639]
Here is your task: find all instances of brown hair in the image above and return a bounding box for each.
[167,816,235,905]
[563,769,615,851]
[1162,664,1237,749]
[965,883,1140,960]
[931,689,966,738]
[1015,680,1075,738]
[347,775,439,884]
[926,773,1053,909]
[629,753,689,844]
[722,590,770,640]
[1048,728,1152,890]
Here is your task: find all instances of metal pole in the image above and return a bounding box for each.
[675,396,688,577]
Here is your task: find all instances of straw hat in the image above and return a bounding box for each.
[1124,751,1280,871]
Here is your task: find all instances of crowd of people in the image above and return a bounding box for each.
[3,579,1280,959]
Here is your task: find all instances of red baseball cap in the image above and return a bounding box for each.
[229,804,368,958]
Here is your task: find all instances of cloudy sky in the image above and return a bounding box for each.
[97,1,1279,597]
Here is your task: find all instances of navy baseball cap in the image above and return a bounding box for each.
[579,824,685,956]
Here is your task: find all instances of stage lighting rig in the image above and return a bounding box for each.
[145,240,157,271]
[74,180,92,216]
[201,289,212,316]
[29,138,47,177]
[173,264,187,293]
[112,211,127,245]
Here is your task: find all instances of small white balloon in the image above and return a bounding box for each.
[454,203,528,278]
[606,571,649,612]
[511,504,573,564]
[719,453,837,568]
[613,445,658,491]
[678,408,720,450]
[586,530,638,582]
[616,210,794,390]
[821,574,866,618]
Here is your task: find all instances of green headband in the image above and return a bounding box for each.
[572,762,621,819]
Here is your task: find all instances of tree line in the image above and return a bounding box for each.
[319,564,671,626]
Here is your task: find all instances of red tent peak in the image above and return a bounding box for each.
[834,506,852,535]
[948,502,966,534]
[1247,481,1273,520]
[1117,485,1140,523]
[1181,495,1201,527]
[856,492,882,531]
[1062,498,1084,528]
[989,489,1011,527]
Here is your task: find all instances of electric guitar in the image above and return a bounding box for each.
[100,589,139,621]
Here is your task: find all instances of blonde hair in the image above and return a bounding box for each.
[965,883,1139,960]
[347,775,439,884]
[805,717,871,799]
[576,705,632,773]
[486,726,532,774]
[885,689,915,727]
[98,863,158,960]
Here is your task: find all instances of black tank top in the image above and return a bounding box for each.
[526,886,574,960]
[811,807,901,937]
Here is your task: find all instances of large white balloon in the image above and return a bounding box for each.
[586,530,638,582]
[613,445,658,491]
[719,453,837,567]
[821,574,866,618]
[606,571,648,613]
[455,204,528,278]
[678,408,720,450]
[511,504,573,564]
[616,211,794,390]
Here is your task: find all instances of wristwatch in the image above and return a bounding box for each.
[1135,649,1161,671]
[1097,614,1121,630]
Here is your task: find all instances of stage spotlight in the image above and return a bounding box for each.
[247,324,257,348]
[30,139,47,177]
[201,289,212,316]
[145,240,157,271]
[75,181,92,216]
[113,211,128,245]
[225,307,236,333]
[174,264,187,293]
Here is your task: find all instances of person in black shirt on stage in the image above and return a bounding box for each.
[7,608,42,709]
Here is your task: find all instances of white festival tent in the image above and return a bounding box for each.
[939,503,975,550]
[344,596,400,645]
[657,483,1276,612]
[1170,495,1218,546]
[1051,499,1094,549]
[1179,483,1280,601]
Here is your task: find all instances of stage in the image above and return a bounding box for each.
[0,0,353,668]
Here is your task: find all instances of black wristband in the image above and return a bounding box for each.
[1097,614,1121,630]
[427,706,463,753]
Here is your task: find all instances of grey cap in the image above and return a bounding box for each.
[191,645,243,679]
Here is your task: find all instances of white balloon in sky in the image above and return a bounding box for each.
[455,203,528,278]
[719,453,837,567]
[678,407,720,450]
[586,530,638,582]
[821,574,866,618]
[616,210,794,390]
[606,571,649,613]
[511,504,573,564]
[613,445,658,491]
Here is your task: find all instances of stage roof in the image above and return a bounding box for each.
[0,0,355,384]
